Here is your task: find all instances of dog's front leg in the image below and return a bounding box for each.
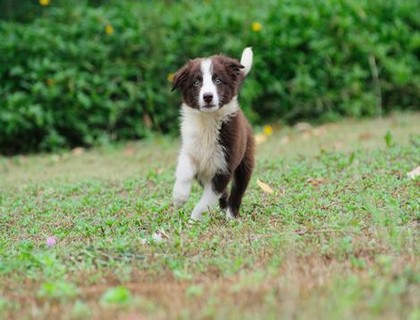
[190,183,220,220]
[173,152,196,208]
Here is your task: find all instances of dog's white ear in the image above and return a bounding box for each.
[240,47,253,76]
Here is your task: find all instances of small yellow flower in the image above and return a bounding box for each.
[167,73,175,83]
[263,125,273,136]
[39,0,50,6]
[105,24,114,35]
[251,22,262,32]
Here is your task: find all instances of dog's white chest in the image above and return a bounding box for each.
[180,108,227,182]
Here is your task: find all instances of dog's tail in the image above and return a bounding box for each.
[240,47,253,76]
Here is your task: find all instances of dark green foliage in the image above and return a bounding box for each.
[0,0,419,153]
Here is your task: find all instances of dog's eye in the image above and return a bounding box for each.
[193,80,201,87]
[214,77,223,85]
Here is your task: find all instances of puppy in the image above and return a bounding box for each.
[172,47,255,220]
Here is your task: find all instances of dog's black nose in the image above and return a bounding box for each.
[203,93,213,103]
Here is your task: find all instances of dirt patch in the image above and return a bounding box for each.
[2,253,416,319]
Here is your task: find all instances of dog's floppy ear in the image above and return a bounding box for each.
[228,60,245,75]
[224,57,244,80]
[171,63,190,92]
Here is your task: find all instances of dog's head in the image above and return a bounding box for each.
[172,48,253,113]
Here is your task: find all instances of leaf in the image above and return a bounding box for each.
[173,269,193,280]
[76,92,91,109]
[38,281,78,300]
[348,152,356,165]
[72,147,84,156]
[254,133,267,145]
[384,130,394,148]
[186,284,204,297]
[307,178,326,186]
[257,179,274,194]
[123,146,136,156]
[280,135,290,145]
[359,132,372,140]
[407,166,420,179]
[100,286,131,305]
[294,122,312,132]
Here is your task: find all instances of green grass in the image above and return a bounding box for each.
[0,112,419,319]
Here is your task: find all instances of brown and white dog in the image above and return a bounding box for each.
[172,47,255,220]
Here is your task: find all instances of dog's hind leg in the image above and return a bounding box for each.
[191,172,233,220]
[212,172,232,213]
[227,148,254,218]
[219,191,229,210]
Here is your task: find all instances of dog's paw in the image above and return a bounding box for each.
[226,208,235,220]
[173,182,190,208]
[173,194,188,208]
[173,189,190,208]
[188,217,201,224]
[190,210,203,221]
[173,191,189,208]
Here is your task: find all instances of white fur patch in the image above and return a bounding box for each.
[179,98,239,185]
[226,208,236,220]
[173,152,196,208]
[190,183,220,220]
[199,59,219,110]
[240,47,253,76]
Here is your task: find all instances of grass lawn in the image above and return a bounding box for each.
[0,112,419,319]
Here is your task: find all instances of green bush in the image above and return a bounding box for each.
[1,0,419,154]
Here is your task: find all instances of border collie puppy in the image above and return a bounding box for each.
[172,47,255,220]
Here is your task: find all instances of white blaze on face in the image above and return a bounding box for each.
[199,59,219,112]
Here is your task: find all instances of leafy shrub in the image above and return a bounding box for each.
[0,0,419,154]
